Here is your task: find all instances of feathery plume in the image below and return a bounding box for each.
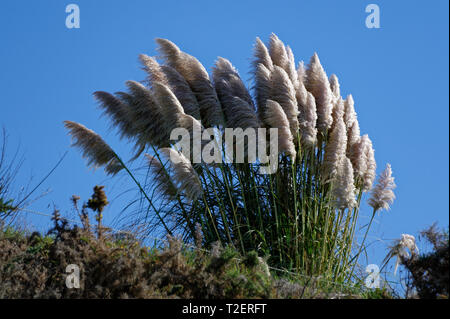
[63,121,122,175]
[298,92,318,147]
[322,116,347,183]
[156,38,223,127]
[93,91,135,140]
[152,81,185,118]
[121,81,170,151]
[221,96,260,130]
[270,66,300,137]
[252,37,273,72]
[145,154,177,199]
[297,61,306,84]
[343,95,357,129]
[329,74,340,99]
[331,97,345,132]
[363,137,376,191]
[349,134,368,180]
[212,57,254,109]
[343,95,360,156]
[254,63,272,122]
[285,46,299,89]
[139,54,167,84]
[333,157,357,209]
[268,34,299,90]
[139,54,201,119]
[262,100,296,160]
[305,53,333,133]
[347,120,361,157]
[368,163,396,211]
[160,65,202,119]
[295,79,308,111]
[268,33,289,73]
[160,148,203,200]
[385,234,419,275]
[151,81,205,150]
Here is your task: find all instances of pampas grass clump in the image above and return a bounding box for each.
[64,34,395,283]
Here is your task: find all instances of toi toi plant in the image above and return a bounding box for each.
[64,34,395,282]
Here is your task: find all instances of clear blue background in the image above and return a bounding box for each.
[0,0,448,287]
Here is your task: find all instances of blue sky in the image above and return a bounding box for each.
[0,0,448,284]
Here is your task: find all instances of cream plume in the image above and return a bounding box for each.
[221,96,260,130]
[212,57,254,109]
[268,34,298,87]
[268,33,289,72]
[295,80,308,111]
[212,58,259,130]
[343,95,360,156]
[160,65,202,120]
[64,121,123,175]
[121,81,170,150]
[349,134,368,181]
[343,95,357,128]
[363,137,376,191]
[331,97,345,132]
[139,54,201,120]
[97,81,169,157]
[297,61,306,85]
[333,156,357,209]
[305,53,333,133]
[386,234,418,275]
[155,38,223,127]
[152,82,205,148]
[152,81,185,117]
[254,63,272,122]
[368,163,396,211]
[329,74,341,99]
[262,100,296,160]
[139,54,167,84]
[270,66,300,138]
[93,91,134,140]
[322,116,347,183]
[160,148,203,200]
[298,92,318,147]
[285,46,299,88]
[145,154,177,199]
[253,37,273,71]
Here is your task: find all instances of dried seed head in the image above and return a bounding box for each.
[87,185,109,213]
